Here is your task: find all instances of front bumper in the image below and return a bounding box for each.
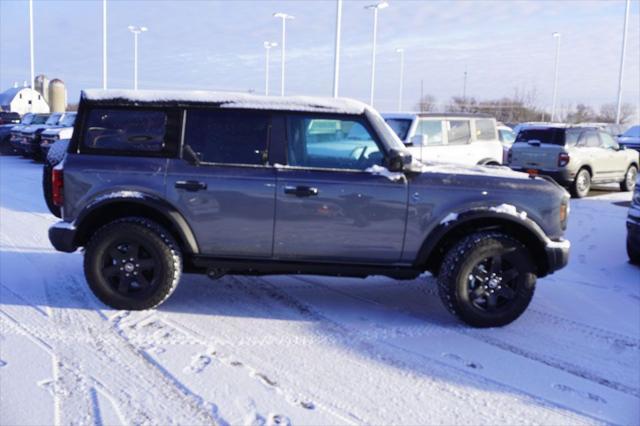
[544,238,570,274]
[49,221,78,253]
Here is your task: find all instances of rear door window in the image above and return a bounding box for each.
[475,119,496,141]
[446,120,471,145]
[81,108,179,155]
[184,109,270,165]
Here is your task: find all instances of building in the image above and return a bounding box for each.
[0,87,50,115]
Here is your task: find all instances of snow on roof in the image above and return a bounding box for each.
[82,89,368,115]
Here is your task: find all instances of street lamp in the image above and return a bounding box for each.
[128,25,148,90]
[273,12,295,97]
[550,32,561,122]
[333,0,343,98]
[365,1,388,107]
[28,0,34,92]
[615,0,631,124]
[263,41,278,96]
[396,48,404,111]
[103,0,108,89]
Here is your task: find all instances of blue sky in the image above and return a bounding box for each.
[1,0,639,113]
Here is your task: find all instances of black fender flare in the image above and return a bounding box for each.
[73,190,200,254]
[414,208,551,274]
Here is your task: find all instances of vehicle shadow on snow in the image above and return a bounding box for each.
[0,157,51,215]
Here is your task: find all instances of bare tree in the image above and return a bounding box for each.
[597,103,636,124]
[415,94,437,112]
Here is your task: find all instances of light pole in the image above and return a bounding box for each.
[333,0,343,98]
[28,0,34,91]
[103,0,107,89]
[263,41,277,96]
[396,48,404,111]
[615,0,630,124]
[365,1,388,107]
[273,12,295,97]
[550,32,561,122]
[128,25,148,90]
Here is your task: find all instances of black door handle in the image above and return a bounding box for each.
[284,185,319,197]
[175,180,207,191]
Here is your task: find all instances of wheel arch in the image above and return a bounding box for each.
[415,211,551,277]
[73,196,199,255]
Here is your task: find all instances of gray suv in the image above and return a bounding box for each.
[49,90,571,327]
[509,126,639,198]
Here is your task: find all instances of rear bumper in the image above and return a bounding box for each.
[49,221,78,253]
[544,238,570,274]
[511,168,573,186]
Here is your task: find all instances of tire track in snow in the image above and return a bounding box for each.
[271,275,638,424]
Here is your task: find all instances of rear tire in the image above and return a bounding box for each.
[571,168,591,198]
[437,232,536,328]
[84,218,182,310]
[620,165,637,192]
[628,237,640,266]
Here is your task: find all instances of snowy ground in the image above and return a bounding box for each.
[0,155,638,426]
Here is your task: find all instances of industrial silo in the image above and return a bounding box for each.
[35,74,50,103]
[48,79,67,112]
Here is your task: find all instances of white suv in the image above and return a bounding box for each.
[383,113,503,165]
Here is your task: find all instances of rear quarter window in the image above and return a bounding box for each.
[80,108,180,156]
[475,119,496,141]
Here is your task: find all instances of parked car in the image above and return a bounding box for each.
[382,113,503,165]
[0,113,26,154]
[3,113,34,154]
[48,89,571,328]
[40,112,77,158]
[618,125,640,152]
[508,126,639,198]
[0,112,21,125]
[20,112,62,159]
[498,124,516,163]
[11,113,49,154]
[627,175,640,265]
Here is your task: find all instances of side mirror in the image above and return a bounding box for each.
[411,134,425,146]
[385,149,412,172]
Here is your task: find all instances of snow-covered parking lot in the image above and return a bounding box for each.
[1,155,638,425]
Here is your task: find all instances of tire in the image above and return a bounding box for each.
[42,163,61,218]
[437,231,537,328]
[620,165,637,192]
[628,237,640,266]
[84,217,182,310]
[571,168,591,198]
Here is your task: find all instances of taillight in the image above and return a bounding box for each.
[558,152,570,167]
[52,167,64,207]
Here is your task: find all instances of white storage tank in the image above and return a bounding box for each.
[48,79,67,112]
[35,74,50,103]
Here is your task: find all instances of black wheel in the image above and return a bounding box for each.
[628,237,640,266]
[620,166,637,192]
[437,232,536,328]
[84,218,182,310]
[571,168,591,198]
[42,163,61,218]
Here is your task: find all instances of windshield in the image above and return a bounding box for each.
[623,125,640,138]
[45,113,63,125]
[515,128,566,145]
[32,114,49,125]
[384,118,413,141]
[59,113,76,127]
[21,114,34,125]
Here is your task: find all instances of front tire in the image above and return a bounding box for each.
[437,232,536,328]
[620,165,637,192]
[571,168,591,198]
[84,218,182,310]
